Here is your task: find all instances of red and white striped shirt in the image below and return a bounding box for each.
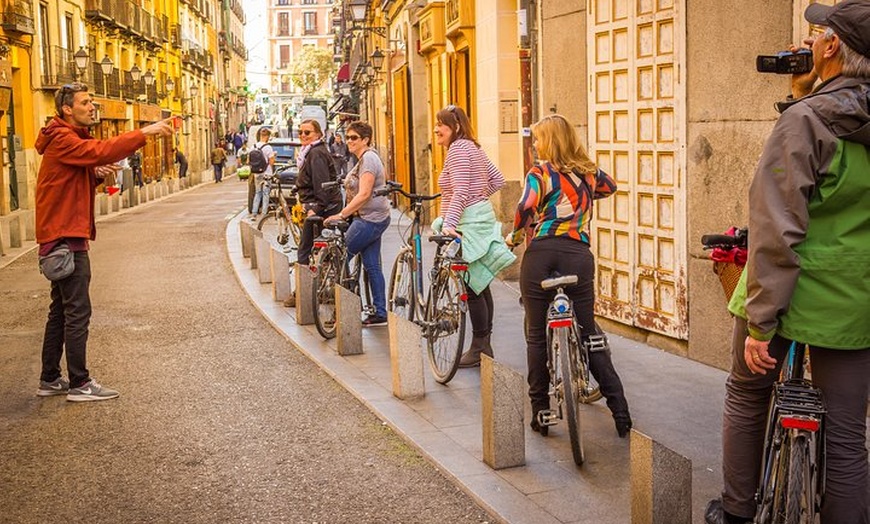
[438,138,505,229]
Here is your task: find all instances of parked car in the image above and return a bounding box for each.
[247,138,302,213]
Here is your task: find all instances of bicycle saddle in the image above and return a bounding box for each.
[541,274,578,290]
[327,219,350,232]
[305,216,324,224]
[428,235,457,246]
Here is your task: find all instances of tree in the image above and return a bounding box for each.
[290,47,337,96]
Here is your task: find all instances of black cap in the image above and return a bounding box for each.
[805,0,870,58]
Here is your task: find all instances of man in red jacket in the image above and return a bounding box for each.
[34,82,173,402]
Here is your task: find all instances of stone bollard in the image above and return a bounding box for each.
[294,263,315,325]
[481,354,525,469]
[96,193,109,215]
[250,227,262,270]
[336,284,363,356]
[110,193,120,212]
[270,244,292,302]
[254,234,272,284]
[630,430,692,524]
[239,219,254,258]
[388,312,425,400]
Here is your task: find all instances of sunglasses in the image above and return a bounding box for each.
[300,130,317,136]
[346,134,361,141]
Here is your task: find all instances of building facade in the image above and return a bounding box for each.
[267,0,335,95]
[0,0,246,256]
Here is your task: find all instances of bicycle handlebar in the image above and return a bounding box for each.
[375,181,440,202]
[701,228,748,250]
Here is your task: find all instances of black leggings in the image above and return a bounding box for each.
[465,285,493,338]
[520,237,629,417]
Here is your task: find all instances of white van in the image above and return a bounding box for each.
[298,105,327,134]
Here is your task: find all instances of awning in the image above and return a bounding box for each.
[328,95,345,114]
[337,63,350,83]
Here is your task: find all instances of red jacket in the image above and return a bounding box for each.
[34,117,146,244]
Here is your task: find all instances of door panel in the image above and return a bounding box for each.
[588,0,687,339]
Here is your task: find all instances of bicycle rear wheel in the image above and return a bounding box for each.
[388,249,415,321]
[758,428,790,524]
[785,433,816,524]
[425,268,466,385]
[312,248,338,339]
[559,327,585,466]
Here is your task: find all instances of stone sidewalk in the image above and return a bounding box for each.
[227,208,734,524]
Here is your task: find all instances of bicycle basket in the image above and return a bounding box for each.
[713,261,743,302]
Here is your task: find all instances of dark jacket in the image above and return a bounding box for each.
[34,116,146,244]
[296,142,341,213]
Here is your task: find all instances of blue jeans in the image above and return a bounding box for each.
[345,216,390,317]
[213,163,223,182]
[251,179,271,215]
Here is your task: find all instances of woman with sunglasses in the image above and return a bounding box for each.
[295,119,342,270]
[507,114,631,438]
[325,121,391,326]
[433,105,516,368]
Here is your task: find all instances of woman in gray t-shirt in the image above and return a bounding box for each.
[325,121,391,325]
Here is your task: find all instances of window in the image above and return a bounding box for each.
[303,12,317,34]
[302,0,316,4]
[64,14,74,50]
[279,45,290,69]
[277,0,289,4]
[39,3,50,79]
[278,12,289,36]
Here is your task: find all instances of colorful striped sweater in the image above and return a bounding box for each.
[438,138,505,229]
[511,162,617,245]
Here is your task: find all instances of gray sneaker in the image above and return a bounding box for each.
[36,377,70,397]
[67,379,119,402]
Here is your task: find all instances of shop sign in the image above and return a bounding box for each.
[134,103,162,122]
[97,99,127,120]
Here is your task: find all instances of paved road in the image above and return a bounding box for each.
[0,180,493,523]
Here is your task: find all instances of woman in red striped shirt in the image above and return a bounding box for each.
[434,105,515,367]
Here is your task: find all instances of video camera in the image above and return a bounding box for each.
[756,49,813,74]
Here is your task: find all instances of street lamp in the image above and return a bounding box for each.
[144,70,154,103]
[339,83,352,96]
[349,0,367,23]
[370,48,385,71]
[100,56,114,97]
[190,84,199,97]
[165,78,175,95]
[73,47,89,80]
[130,64,141,82]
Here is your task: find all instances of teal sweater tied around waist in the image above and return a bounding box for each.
[433,200,516,294]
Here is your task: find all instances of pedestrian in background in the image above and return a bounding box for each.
[331,133,349,177]
[432,104,515,368]
[211,141,227,183]
[128,150,143,187]
[295,119,342,267]
[325,121,391,326]
[507,113,631,438]
[232,132,244,155]
[34,82,174,401]
[173,148,187,178]
[250,127,276,219]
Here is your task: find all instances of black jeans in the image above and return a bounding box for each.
[722,317,869,522]
[40,251,92,387]
[466,285,493,338]
[297,205,341,266]
[520,237,629,418]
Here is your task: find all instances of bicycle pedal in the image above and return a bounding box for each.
[537,410,559,426]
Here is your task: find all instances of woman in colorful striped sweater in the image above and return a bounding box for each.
[433,105,515,368]
[508,114,632,438]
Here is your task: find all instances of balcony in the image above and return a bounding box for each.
[445,0,474,37]
[91,62,121,99]
[1,2,35,34]
[171,24,182,49]
[40,46,81,88]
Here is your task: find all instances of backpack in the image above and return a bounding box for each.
[249,144,268,174]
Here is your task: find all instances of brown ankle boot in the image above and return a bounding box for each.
[459,335,492,368]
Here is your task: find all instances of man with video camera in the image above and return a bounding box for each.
[706,2,870,523]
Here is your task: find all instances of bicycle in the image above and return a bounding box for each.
[534,274,604,467]
[256,165,305,246]
[375,181,468,385]
[310,216,374,340]
[701,231,825,524]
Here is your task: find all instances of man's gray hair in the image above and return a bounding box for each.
[827,27,870,78]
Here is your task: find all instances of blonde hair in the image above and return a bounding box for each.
[531,114,597,175]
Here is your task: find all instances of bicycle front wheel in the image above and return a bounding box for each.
[785,432,816,524]
[258,208,291,246]
[559,327,585,466]
[388,249,415,321]
[312,248,339,339]
[425,269,466,385]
